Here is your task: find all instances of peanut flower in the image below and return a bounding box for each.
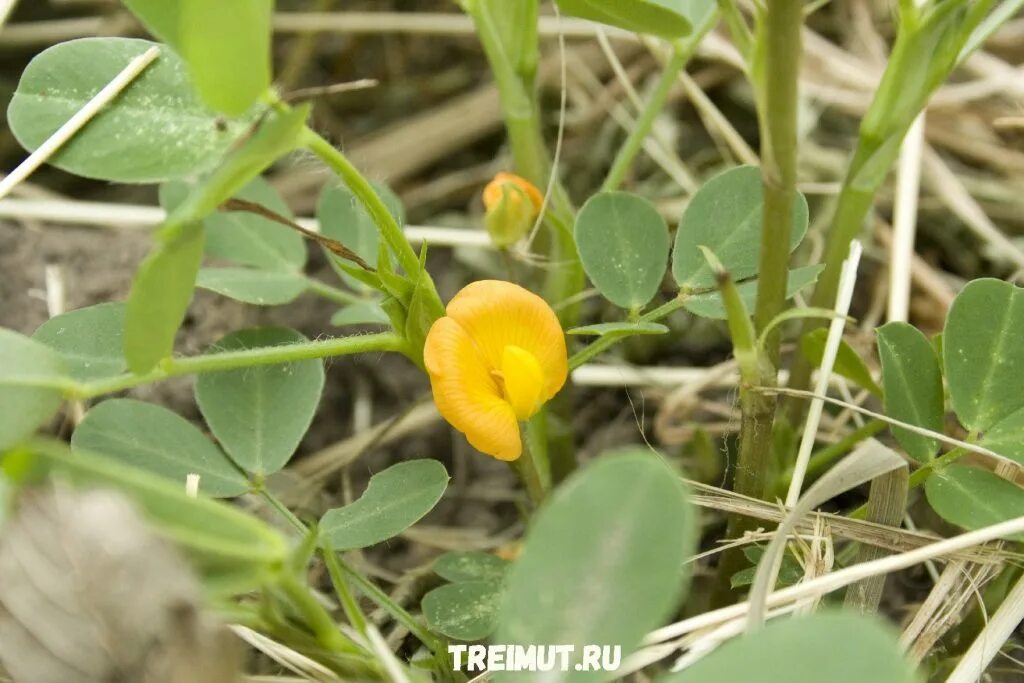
[424,280,568,461]
[482,172,544,247]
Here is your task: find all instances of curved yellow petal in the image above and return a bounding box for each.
[501,344,545,421]
[445,280,568,401]
[424,316,523,461]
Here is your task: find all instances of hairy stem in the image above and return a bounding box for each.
[69,332,404,399]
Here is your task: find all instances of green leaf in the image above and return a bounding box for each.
[944,278,1024,432]
[203,176,307,272]
[979,406,1024,466]
[575,192,670,309]
[877,322,943,463]
[194,328,325,476]
[317,182,404,290]
[925,464,1024,541]
[657,612,917,683]
[120,0,182,45]
[330,301,390,327]
[32,302,126,381]
[179,0,273,116]
[320,459,449,550]
[800,328,882,397]
[683,265,821,320]
[0,330,67,451]
[496,449,696,681]
[16,439,287,590]
[423,580,502,642]
[8,38,254,183]
[71,398,250,498]
[196,268,307,306]
[554,0,693,40]
[434,551,510,583]
[123,225,205,373]
[567,322,669,336]
[673,166,809,289]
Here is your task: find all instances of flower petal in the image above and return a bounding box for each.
[424,316,523,461]
[502,344,545,421]
[445,280,568,401]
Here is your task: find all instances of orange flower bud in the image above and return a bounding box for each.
[482,173,544,247]
[423,280,567,461]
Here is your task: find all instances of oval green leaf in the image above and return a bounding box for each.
[568,322,669,336]
[980,406,1024,466]
[575,192,670,309]
[0,330,67,451]
[317,182,404,290]
[194,328,325,476]
[197,268,308,306]
[423,580,502,642]
[434,551,510,583]
[877,322,943,463]
[8,38,255,183]
[32,302,127,381]
[944,278,1024,432]
[683,265,821,320]
[320,459,449,550]
[554,0,693,40]
[925,464,1024,541]
[496,449,696,682]
[658,612,917,683]
[673,166,809,289]
[124,225,205,374]
[71,399,250,498]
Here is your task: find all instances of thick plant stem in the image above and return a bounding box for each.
[715,0,803,604]
[69,332,405,399]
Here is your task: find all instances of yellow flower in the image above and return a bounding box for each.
[482,172,544,247]
[424,280,568,461]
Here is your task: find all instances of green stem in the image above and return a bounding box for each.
[334,555,447,658]
[715,0,803,606]
[69,332,404,399]
[322,540,370,636]
[601,14,718,192]
[261,488,307,533]
[261,490,372,638]
[568,294,690,369]
[303,128,423,278]
[513,435,547,506]
[279,571,361,655]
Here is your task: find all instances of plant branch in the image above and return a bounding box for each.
[714,0,803,605]
[68,332,405,399]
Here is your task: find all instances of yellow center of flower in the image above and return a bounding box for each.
[497,344,545,421]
